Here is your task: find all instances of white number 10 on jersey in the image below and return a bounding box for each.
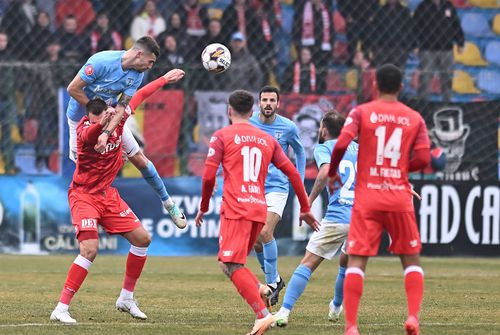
[375,126,402,167]
[241,146,262,182]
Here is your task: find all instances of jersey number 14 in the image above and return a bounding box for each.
[375,126,402,167]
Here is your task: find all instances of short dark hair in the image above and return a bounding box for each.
[86,99,107,116]
[134,36,160,58]
[229,90,254,115]
[259,85,280,101]
[322,111,345,139]
[376,64,403,94]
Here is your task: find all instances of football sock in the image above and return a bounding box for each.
[263,239,278,285]
[344,267,365,331]
[256,251,265,274]
[230,267,269,319]
[333,266,346,307]
[140,160,170,202]
[404,266,424,319]
[59,255,92,305]
[122,246,148,294]
[282,264,312,311]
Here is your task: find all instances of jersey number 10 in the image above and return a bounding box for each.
[375,126,402,167]
[241,146,262,182]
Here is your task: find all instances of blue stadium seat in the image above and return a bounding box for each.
[478,69,500,94]
[484,40,500,65]
[407,0,423,12]
[461,12,494,37]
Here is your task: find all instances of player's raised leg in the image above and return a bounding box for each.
[115,226,152,320]
[125,135,186,229]
[50,234,98,324]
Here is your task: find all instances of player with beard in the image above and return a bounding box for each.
[274,111,358,327]
[249,86,306,306]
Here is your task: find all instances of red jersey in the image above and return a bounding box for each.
[342,100,430,211]
[205,123,290,223]
[71,110,130,194]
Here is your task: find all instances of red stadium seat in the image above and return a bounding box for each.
[450,0,469,8]
[333,11,346,34]
[23,118,38,143]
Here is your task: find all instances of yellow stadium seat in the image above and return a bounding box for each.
[208,8,223,20]
[122,161,142,177]
[468,0,500,7]
[493,14,500,34]
[345,69,358,90]
[452,70,480,94]
[124,36,134,50]
[454,42,488,66]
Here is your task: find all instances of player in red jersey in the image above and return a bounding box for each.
[50,69,185,324]
[194,90,320,335]
[327,64,430,335]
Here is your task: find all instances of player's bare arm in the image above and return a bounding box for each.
[162,69,185,83]
[67,75,90,106]
[308,163,330,206]
[94,106,126,153]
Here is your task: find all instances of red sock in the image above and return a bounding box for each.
[123,252,147,292]
[344,268,365,331]
[59,255,92,305]
[404,266,424,319]
[230,267,267,319]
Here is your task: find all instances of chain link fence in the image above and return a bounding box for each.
[0,0,499,180]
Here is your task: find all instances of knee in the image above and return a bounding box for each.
[254,241,263,253]
[219,262,243,278]
[130,151,148,169]
[79,244,98,262]
[259,227,274,243]
[136,232,152,247]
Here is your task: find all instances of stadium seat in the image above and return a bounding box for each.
[453,70,480,94]
[468,0,500,7]
[407,0,423,12]
[345,69,358,90]
[23,119,38,143]
[454,42,488,66]
[326,69,347,92]
[207,8,223,20]
[461,13,493,37]
[484,41,500,65]
[477,69,500,94]
[493,14,500,34]
[450,0,469,8]
[333,11,346,34]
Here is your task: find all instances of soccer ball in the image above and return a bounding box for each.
[201,43,231,74]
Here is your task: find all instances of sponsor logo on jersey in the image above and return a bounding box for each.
[369,112,410,126]
[234,134,268,146]
[120,208,132,217]
[85,64,94,76]
[81,218,97,229]
[222,250,233,257]
[410,239,418,248]
[234,134,241,145]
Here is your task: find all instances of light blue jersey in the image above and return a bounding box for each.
[250,112,306,193]
[314,140,358,223]
[66,50,144,121]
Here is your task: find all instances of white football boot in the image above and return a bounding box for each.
[116,298,147,320]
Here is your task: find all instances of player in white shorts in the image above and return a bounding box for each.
[275,111,358,327]
[249,86,306,306]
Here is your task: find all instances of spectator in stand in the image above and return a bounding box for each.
[88,11,123,55]
[148,34,185,89]
[282,47,325,94]
[222,32,263,92]
[99,0,133,37]
[293,0,334,69]
[370,0,413,70]
[1,0,37,58]
[414,0,464,102]
[221,0,259,47]
[130,0,166,42]
[28,11,53,61]
[0,31,18,174]
[177,0,208,63]
[337,0,378,66]
[55,0,95,35]
[161,12,188,56]
[205,19,224,46]
[45,37,62,63]
[57,15,88,62]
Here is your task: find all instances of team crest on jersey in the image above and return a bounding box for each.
[274,131,283,141]
[85,65,93,76]
[126,78,134,86]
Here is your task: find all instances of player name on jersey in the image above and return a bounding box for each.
[369,167,402,178]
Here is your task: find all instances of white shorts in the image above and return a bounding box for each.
[306,220,349,260]
[68,117,140,162]
[265,192,289,217]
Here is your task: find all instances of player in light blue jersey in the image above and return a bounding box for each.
[65,36,186,229]
[249,86,306,306]
[275,111,358,327]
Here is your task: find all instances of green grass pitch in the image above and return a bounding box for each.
[0,255,499,334]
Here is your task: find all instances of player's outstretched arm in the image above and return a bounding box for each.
[129,69,185,112]
[67,75,90,106]
[308,163,329,206]
[196,164,218,227]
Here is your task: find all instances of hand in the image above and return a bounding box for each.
[163,69,185,84]
[413,48,419,55]
[327,173,343,195]
[411,188,422,201]
[457,46,464,55]
[94,132,109,153]
[195,210,206,227]
[99,107,115,126]
[299,211,320,232]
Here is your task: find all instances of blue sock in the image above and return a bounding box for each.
[263,239,278,284]
[282,264,312,311]
[140,160,170,202]
[256,251,265,274]
[333,266,346,307]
